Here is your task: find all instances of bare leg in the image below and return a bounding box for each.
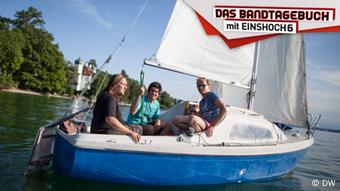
[172,115,206,133]
[172,115,191,131]
[141,124,155,135]
[159,120,172,135]
[187,115,206,132]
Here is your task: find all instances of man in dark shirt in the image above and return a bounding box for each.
[91,73,142,142]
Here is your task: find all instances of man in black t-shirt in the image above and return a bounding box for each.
[91,73,142,142]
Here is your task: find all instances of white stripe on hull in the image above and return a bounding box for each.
[57,128,313,156]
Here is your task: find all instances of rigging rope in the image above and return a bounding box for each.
[62,0,149,120]
[140,69,145,124]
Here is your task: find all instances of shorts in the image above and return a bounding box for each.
[203,119,212,129]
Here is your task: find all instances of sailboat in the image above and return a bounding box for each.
[26,0,320,186]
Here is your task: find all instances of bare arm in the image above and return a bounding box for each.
[206,99,227,137]
[105,116,141,142]
[210,99,227,127]
[130,86,145,115]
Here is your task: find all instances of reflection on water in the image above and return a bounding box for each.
[0,92,339,191]
[24,173,304,191]
[0,92,71,191]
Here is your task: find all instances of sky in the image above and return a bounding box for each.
[1,0,340,130]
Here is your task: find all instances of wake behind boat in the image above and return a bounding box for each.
[26,0,320,186]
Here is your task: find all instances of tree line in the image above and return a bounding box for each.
[88,69,181,109]
[0,7,178,108]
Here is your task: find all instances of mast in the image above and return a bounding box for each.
[248,41,260,110]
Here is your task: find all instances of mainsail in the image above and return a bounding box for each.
[145,0,308,127]
[145,0,255,86]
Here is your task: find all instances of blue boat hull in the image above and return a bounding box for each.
[53,134,307,185]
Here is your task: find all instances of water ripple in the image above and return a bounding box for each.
[1,92,340,191]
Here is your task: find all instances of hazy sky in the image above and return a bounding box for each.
[1,0,339,129]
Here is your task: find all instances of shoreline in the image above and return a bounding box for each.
[0,88,71,100]
[0,88,130,105]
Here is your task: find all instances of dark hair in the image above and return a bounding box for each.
[105,73,124,91]
[148,81,162,93]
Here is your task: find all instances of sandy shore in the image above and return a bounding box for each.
[0,88,71,100]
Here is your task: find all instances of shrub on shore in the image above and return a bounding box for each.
[0,75,17,89]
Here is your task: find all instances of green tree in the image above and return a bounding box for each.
[15,28,67,93]
[12,7,45,30]
[0,16,12,31]
[10,7,68,94]
[124,78,140,104]
[64,61,77,96]
[119,69,143,104]
[0,29,24,76]
[0,16,24,88]
[159,91,174,109]
[83,69,177,108]
[86,70,110,99]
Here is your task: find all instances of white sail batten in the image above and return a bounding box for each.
[149,0,255,85]
[253,34,308,127]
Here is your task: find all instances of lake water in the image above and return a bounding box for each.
[0,92,339,191]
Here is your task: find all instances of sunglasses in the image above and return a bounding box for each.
[196,84,208,88]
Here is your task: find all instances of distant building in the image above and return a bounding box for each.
[72,58,96,91]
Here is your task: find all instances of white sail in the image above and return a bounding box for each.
[210,81,249,108]
[146,0,308,127]
[253,34,308,127]
[211,35,308,127]
[146,0,255,86]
